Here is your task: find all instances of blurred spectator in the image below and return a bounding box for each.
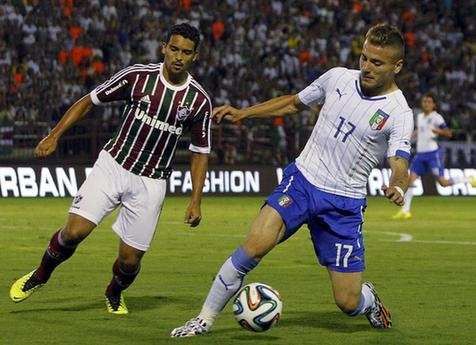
[0,0,474,164]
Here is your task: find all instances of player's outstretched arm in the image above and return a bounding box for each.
[35,94,93,157]
[383,156,409,206]
[184,152,209,228]
[213,94,306,123]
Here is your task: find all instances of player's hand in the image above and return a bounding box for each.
[184,202,202,228]
[34,134,58,157]
[212,105,245,124]
[382,185,404,206]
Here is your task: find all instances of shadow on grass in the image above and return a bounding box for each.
[184,310,369,340]
[280,310,372,333]
[9,295,188,314]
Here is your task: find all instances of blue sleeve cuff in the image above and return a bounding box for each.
[395,150,411,160]
[438,123,448,129]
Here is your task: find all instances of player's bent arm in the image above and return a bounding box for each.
[388,156,410,193]
[433,127,452,139]
[35,94,93,157]
[49,94,94,140]
[241,94,308,119]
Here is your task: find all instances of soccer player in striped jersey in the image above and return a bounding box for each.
[171,24,409,337]
[10,23,212,315]
[393,93,476,219]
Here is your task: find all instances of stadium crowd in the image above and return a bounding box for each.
[1,0,475,164]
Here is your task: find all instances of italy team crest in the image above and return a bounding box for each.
[176,105,192,122]
[369,109,390,130]
[278,195,292,207]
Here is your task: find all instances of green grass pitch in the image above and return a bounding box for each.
[1,196,475,344]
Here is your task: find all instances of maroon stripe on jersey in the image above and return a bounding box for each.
[141,87,189,177]
[192,93,206,117]
[108,75,148,157]
[122,81,165,170]
[147,88,202,176]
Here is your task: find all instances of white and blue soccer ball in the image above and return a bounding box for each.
[232,282,283,332]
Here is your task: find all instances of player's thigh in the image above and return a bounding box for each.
[113,177,166,252]
[429,151,445,179]
[410,154,428,177]
[309,192,366,273]
[242,205,286,260]
[69,150,121,226]
[327,269,362,306]
[264,163,310,244]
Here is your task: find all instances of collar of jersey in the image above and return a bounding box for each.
[159,63,192,91]
[354,80,387,101]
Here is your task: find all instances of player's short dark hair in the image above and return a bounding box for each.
[165,23,201,50]
[365,24,405,60]
[422,92,438,108]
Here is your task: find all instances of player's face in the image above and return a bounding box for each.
[359,40,403,95]
[421,96,436,113]
[162,34,198,76]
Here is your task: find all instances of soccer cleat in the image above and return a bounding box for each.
[392,209,411,220]
[170,317,211,337]
[363,282,392,329]
[10,270,45,303]
[105,293,129,315]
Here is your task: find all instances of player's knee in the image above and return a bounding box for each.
[62,215,95,244]
[61,225,87,245]
[118,250,143,272]
[118,255,141,273]
[334,293,360,314]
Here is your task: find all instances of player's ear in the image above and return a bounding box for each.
[192,51,199,62]
[394,59,403,75]
[161,42,167,55]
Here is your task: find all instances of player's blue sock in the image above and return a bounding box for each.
[346,283,375,316]
[199,247,258,323]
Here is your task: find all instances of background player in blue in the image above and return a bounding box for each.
[171,24,411,337]
[393,93,476,219]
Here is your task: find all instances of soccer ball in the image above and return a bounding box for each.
[232,282,283,332]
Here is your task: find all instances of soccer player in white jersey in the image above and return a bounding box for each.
[10,24,212,314]
[171,24,411,337]
[393,93,476,219]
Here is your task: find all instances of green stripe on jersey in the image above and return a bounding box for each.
[153,87,198,172]
[130,88,176,174]
[105,104,131,151]
[115,73,158,164]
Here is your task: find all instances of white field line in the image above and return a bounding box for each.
[2,224,475,245]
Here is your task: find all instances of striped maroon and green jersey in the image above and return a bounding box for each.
[90,63,212,179]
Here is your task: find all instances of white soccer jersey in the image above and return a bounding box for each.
[415,111,447,153]
[295,67,413,198]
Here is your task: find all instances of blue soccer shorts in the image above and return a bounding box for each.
[410,149,445,177]
[266,163,367,273]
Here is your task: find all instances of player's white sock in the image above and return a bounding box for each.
[198,247,258,325]
[347,283,376,316]
[448,176,469,185]
[402,186,414,213]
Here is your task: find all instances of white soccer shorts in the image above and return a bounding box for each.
[69,150,166,251]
